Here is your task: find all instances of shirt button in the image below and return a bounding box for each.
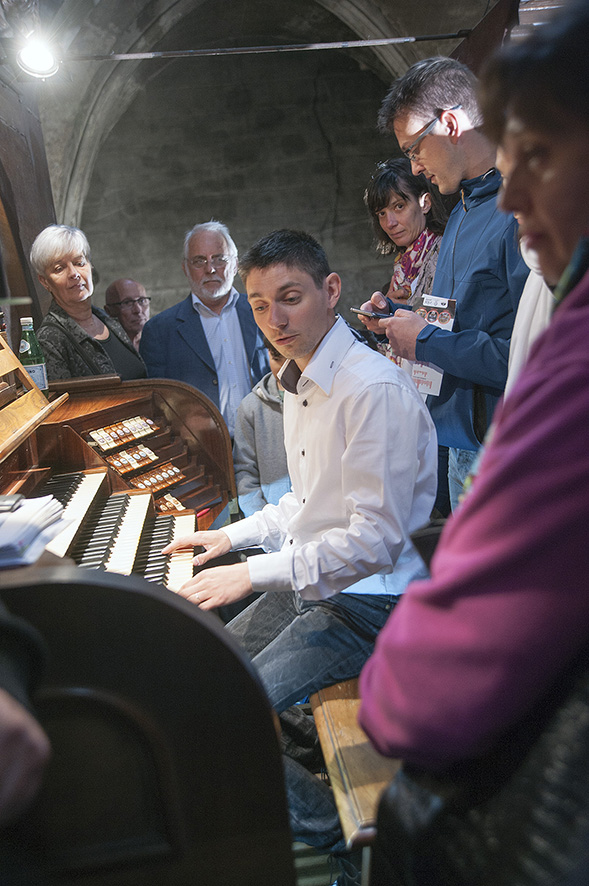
[289,538,294,545]
[302,400,308,406]
[302,498,306,504]
[301,449,305,456]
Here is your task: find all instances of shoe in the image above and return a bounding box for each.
[331,852,362,885]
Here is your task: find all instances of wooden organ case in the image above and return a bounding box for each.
[0,342,298,886]
[0,335,237,591]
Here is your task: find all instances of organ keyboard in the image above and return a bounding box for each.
[0,342,236,594]
[134,511,197,591]
[28,471,197,590]
[43,470,108,557]
[72,490,152,575]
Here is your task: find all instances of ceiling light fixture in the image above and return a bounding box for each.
[15,32,59,78]
[15,29,471,79]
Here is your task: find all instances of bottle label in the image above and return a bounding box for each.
[25,363,48,391]
[19,340,31,355]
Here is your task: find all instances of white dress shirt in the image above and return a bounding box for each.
[192,287,252,437]
[224,317,437,600]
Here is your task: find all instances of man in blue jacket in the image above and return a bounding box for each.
[361,58,529,508]
[140,220,268,438]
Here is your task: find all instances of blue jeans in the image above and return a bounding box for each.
[226,590,398,712]
[226,590,399,856]
[448,446,479,511]
[283,754,347,854]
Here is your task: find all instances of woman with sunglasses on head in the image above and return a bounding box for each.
[30,225,146,382]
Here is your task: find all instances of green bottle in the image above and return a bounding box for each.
[19,317,48,391]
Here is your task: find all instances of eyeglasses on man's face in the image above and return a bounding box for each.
[402,105,461,162]
[112,296,151,310]
[187,254,232,269]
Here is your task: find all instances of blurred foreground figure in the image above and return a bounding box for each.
[0,600,49,827]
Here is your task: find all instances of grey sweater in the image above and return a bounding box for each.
[232,372,291,518]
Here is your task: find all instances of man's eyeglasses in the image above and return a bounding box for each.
[111,296,151,310]
[402,105,461,162]
[187,254,232,269]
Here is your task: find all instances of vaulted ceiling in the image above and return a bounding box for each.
[19,0,512,312]
[36,0,490,222]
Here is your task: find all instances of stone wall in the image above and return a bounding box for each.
[35,0,495,322]
[81,49,394,320]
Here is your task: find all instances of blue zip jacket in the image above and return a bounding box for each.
[414,168,528,451]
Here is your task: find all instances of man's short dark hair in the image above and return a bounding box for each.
[239,230,331,290]
[378,56,482,134]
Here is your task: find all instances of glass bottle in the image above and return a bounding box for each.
[19,317,48,391]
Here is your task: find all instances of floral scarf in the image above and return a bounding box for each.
[385,228,439,300]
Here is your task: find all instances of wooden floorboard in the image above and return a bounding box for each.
[293,842,335,886]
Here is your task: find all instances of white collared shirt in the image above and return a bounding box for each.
[224,317,437,600]
[192,287,251,436]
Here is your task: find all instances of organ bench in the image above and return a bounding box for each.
[310,678,401,885]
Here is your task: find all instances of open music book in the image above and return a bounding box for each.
[0,495,69,566]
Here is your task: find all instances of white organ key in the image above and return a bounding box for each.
[104,493,152,575]
[165,513,196,592]
[45,471,108,558]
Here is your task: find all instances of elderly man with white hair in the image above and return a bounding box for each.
[140,220,268,438]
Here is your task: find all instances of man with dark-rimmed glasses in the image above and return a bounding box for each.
[359,58,528,510]
[105,278,151,351]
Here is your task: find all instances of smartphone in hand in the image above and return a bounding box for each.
[350,307,389,320]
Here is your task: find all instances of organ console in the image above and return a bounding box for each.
[0,297,295,886]
[0,333,237,593]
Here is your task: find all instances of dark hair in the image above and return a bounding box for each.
[378,56,482,134]
[261,334,283,362]
[364,157,448,255]
[239,229,330,289]
[479,0,589,145]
